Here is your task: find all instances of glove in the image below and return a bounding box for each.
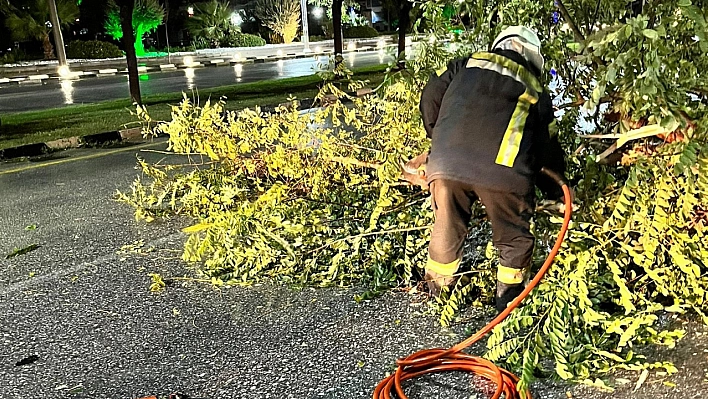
[400,151,429,189]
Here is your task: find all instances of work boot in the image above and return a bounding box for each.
[424,269,457,297]
[496,281,525,313]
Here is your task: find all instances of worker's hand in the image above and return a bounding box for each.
[536,198,578,214]
[557,186,577,213]
[400,151,429,189]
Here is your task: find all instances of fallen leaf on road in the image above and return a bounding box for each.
[635,369,649,391]
[6,243,40,259]
[25,224,37,230]
[68,385,84,394]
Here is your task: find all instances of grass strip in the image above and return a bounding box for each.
[0,65,387,150]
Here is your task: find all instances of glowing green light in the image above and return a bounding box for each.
[139,74,150,81]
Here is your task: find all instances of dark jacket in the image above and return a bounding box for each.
[420,49,565,198]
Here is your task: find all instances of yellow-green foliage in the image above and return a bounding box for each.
[119,0,708,388]
[119,69,436,293]
[486,137,708,390]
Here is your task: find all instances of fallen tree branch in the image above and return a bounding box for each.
[306,225,432,255]
[596,142,619,164]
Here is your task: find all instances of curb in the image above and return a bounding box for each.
[0,44,396,86]
[0,128,141,160]
[0,88,375,161]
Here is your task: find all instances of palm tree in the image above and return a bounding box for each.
[186,0,233,48]
[2,0,79,59]
[105,0,165,57]
[255,0,300,44]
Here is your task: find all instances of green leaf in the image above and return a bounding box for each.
[5,243,41,259]
[678,0,691,6]
[606,65,617,84]
[567,42,581,52]
[182,222,213,233]
[642,29,659,40]
[635,369,650,391]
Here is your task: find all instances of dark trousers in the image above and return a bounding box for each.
[427,179,535,309]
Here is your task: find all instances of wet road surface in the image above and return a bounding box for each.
[0,51,393,113]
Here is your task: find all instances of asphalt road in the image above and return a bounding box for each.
[0,51,393,113]
[0,143,706,399]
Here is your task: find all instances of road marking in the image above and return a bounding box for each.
[0,141,165,176]
[0,231,184,296]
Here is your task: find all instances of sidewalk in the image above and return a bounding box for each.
[0,38,393,83]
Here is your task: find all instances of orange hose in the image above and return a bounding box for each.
[374,180,573,399]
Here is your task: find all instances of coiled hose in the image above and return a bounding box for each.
[373,168,573,399]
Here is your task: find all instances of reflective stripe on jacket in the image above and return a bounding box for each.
[420,49,565,197]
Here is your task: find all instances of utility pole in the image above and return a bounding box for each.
[48,0,67,65]
[164,0,171,62]
[300,0,309,51]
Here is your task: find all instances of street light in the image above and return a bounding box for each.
[58,65,70,78]
[300,0,310,52]
[313,7,323,18]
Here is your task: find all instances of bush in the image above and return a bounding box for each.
[192,37,211,50]
[322,20,334,39]
[66,40,123,59]
[149,45,197,53]
[224,32,266,48]
[0,48,41,64]
[343,25,379,38]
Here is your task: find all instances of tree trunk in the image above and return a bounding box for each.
[117,0,142,105]
[396,0,411,68]
[332,0,343,66]
[42,33,55,60]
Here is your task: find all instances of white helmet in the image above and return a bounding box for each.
[492,26,545,73]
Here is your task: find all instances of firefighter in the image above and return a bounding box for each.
[415,26,567,312]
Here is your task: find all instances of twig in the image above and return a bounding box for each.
[164,276,212,283]
[591,0,603,31]
[289,196,369,211]
[361,182,412,188]
[580,133,623,139]
[334,142,382,153]
[141,149,206,156]
[556,0,586,43]
[573,143,586,156]
[330,156,382,169]
[150,161,219,168]
[596,142,619,163]
[381,192,428,215]
[306,225,432,254]
[558,99,586,109]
